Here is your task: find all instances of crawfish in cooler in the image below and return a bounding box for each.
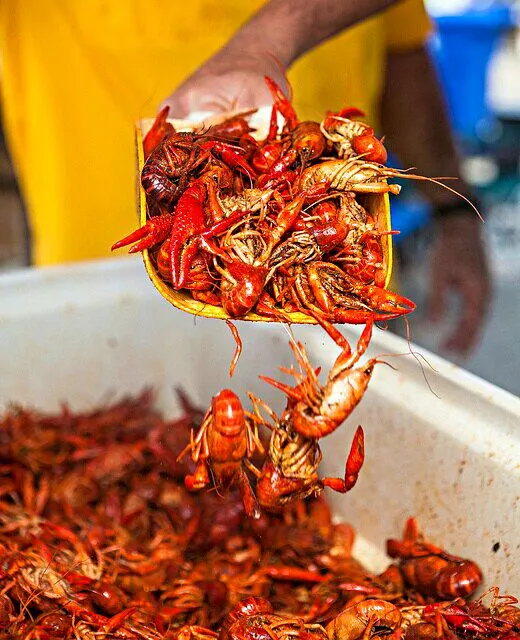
[386,517,483,599]
[0,393,513,640]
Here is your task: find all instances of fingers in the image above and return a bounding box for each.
[447,263,491,353]
[442,277,489,354]
[161,94,229,120]
[159,60,289,120]
[428,216,492,355]
[426,261,447,324]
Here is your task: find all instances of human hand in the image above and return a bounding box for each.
[161,51,290,118]
[427,213,491,354]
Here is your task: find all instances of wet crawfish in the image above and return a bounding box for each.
[141,114,255,212]
[177,389,264,519]
[386,517,483,599]
[221,597,328,640]
[320,111,388,164]
[254,417,365,513]
[207,189,321,318]
[260,314,378,439]
[250,317,370,511]
[284,261,415,324]
[326,598,402,640]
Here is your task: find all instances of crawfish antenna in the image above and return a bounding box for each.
[374,319,440,399]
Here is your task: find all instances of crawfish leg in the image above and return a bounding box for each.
[237,466,261,520]
[143,105,175,158]
[263,566,327,582]
[185,459,211,491]
[317,309,373,370]
[264,76,298,129]
[321,426,365,493]
[111,213,173,253]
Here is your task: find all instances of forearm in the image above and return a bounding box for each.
[380,45,473,209]
[218,0,399,67]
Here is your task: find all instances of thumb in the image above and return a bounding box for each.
[160,94,190,119]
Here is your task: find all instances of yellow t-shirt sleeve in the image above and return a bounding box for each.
[383,0,434,52]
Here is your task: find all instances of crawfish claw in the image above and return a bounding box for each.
[143,105,175,158]
[358,285,416,315]
[111,214,173,253]
[321,426,365,493]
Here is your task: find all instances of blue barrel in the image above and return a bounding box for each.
[429,6,513,141]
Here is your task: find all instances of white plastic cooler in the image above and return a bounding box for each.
[1,257,519,595]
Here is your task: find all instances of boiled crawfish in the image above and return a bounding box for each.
[386,517,483,599]
[260,313,378,439]
[177,389,264,519]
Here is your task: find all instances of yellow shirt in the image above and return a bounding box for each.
[0,0,431,265]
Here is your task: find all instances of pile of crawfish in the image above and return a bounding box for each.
[112,77,422,323]
[1,383,519,639]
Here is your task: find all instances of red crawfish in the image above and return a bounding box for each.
[263,75,299,136]
[254,76,301,190]
[220,597,328,640]
[204,183,329,318]
[253,413,365,512]
[298,157,482,221]
[291,120,327,164]
[143,105,175,159]
[251,78,291,175]
[418,599,508,638]
[268,193,398,295]
[267,192,359,271]
[326,598,402,640]
[113,166,247,291]
[286,261,416,324]
[206,110,257,140]
[386,517,483,599]
[255,78,325,174]
[177,389,264,519]
[260,312,380,439]
[321,108,388,164]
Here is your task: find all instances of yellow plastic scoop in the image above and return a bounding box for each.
[136,114,394,324]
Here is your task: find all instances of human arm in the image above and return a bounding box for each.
[380,45,491,354]
[162,0,399,117]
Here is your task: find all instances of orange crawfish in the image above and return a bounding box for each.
[253,415,365,512]
[177,389,264,519]
[200,192,303,317]
[321,108,388,164]
[113,165,248,292]
[267,192,362,270]
[298,157,482,220]
[260,313,379,439]
[221,596,328,640]
[280,261,415,324]
[386,517,483,599]
[202,183,330,318]
[326,598,402,640]
[141,109,256,212]
[143,105,175,159]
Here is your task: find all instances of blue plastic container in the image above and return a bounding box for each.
[429,6,513,141]
[389,196,431,244]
